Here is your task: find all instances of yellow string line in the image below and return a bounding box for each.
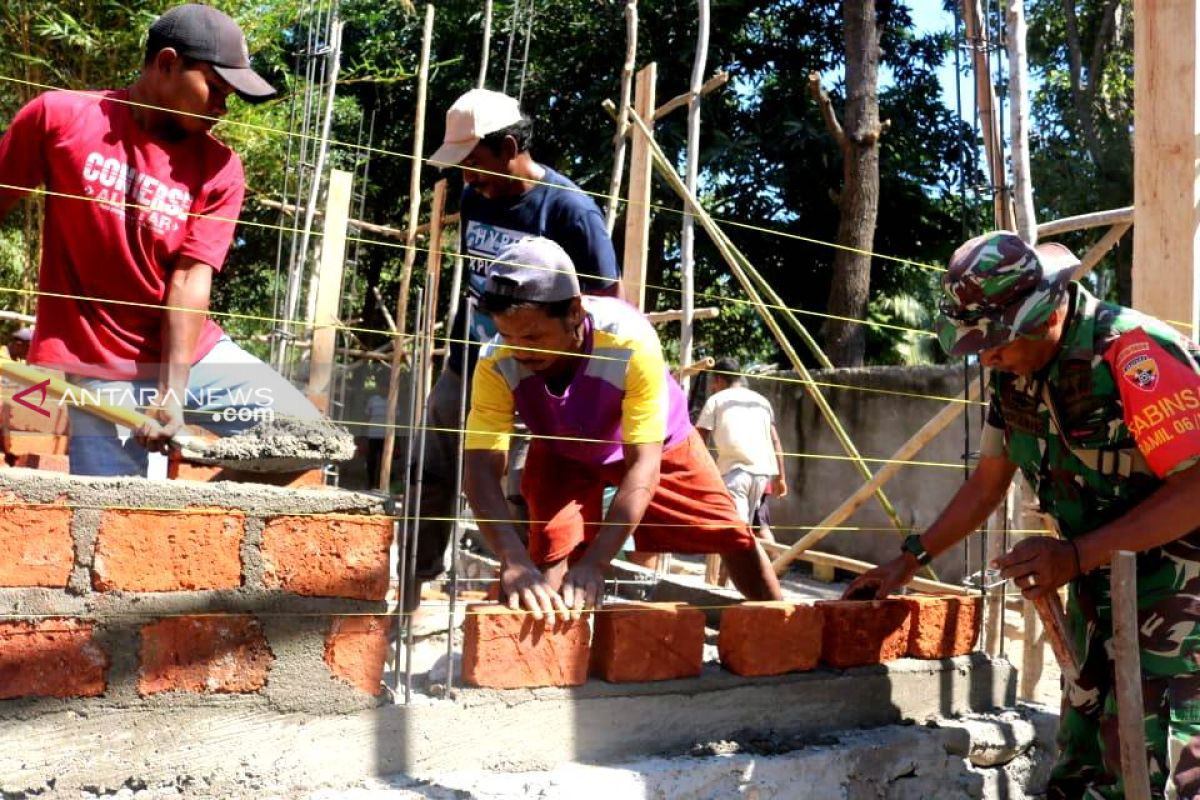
[0,74,947,275]
[0,498,1050,535]
[0,181,941,343]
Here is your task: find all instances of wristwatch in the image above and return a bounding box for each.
[901,534,932,566]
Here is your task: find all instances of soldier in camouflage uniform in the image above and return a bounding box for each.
[846,231,1200,799]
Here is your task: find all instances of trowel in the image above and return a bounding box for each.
[0,357,353,473]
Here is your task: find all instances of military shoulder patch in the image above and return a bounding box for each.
[1104,328,1200,478]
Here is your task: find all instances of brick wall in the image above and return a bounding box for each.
[0,472,394,715]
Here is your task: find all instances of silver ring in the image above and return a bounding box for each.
[1027,574,1038,588]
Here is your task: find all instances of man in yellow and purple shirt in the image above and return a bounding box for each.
[464,236,783,620]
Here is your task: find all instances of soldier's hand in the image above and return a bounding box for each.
[842,555,917,600]
[994,536,1078,600]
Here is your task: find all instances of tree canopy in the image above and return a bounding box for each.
[2,0,1131,373]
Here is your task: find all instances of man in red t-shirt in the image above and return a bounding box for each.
[0,5,319,476]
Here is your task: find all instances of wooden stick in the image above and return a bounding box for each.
[605,0,638,232]
[1033,590,1081,684]
[759,542,971,596]
[653,71,729,121]
[422,180,449,398]
[609,101,920,570]
[1038,206,1133,237]
[645,306,719,324]
[1112,550,1151,800]
[380,3,434,491]
[1019,598,1045,700]
[1074,222,1132,280]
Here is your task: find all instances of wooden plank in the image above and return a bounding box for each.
[1019,599,1044,701]
[760,542,971,596]
[622,63,656,311]
[1132,0,1200,338]
[1074,222,1132,281]
[1112,550,1151,800]
[306,169,354,405]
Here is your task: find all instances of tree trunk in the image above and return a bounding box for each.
[822,0,881,367]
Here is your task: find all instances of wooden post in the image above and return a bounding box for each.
[623,63,656,310]
[380,3,434,491]
[983,486,1011,657]
[1132,0,1200,339]
[1112,551,1151,799]
[679,0,710,396]
[306,169,354,409]
[1019,597,1044,701]
[422,180,449,396]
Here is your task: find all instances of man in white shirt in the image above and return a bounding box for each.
[696,358,788,537]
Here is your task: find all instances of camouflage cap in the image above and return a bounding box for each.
[936,231,1079,357]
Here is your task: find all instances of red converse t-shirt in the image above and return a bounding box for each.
[0,89,237,379]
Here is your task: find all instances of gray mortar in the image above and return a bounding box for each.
[0,655,1024,797]
[185,417,357,469]
[0,468,391,723]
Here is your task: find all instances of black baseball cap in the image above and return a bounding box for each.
[147,4,277,103]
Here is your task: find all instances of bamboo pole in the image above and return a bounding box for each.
[1038,206,1133,237]
[770,373,983,573]
[611,102,920,566]
[1075,222,1132,280]
[679,0,710,396]
[654,72,729,121]
[1006,0,1036,243]
[605,0,638,232]
[380,3,435,491]
[477,0,493,88]
[422,180,449,398]
[1112,551,1151,799]
[963,0,1014,230]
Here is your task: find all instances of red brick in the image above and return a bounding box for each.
[718,601,823,676]
[93,509,244,592]
[261,514,392,600]
[0,505,74,587]
[4,432,69,456]
[0,619,107,699]
[2,397,69,435]
[139,615,272,695]
[817,599,912,668]
[11,453,70,472]
[590,602,705,682]
[462,603,590,688]
[325,615,389,695]
[903,595,982,659]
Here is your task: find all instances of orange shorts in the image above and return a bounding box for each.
[521,428,758,565]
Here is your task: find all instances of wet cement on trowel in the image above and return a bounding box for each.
[188,417,357,471]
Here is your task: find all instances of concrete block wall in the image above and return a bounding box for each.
[752,365,984,582]
[464,595,981,689]
[0,469,394,717]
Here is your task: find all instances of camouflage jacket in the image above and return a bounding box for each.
[985,284,1200,674]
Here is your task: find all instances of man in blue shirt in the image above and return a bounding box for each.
[407,89,621,603]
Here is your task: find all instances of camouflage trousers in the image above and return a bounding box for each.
[1048,615,1200,798]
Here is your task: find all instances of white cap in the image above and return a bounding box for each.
[429,89,524,167]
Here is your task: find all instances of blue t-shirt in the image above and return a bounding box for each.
[448,165,620,374]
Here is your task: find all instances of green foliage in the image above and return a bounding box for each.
[2,0,986,371]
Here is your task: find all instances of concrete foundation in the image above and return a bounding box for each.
[0,653,1016,795]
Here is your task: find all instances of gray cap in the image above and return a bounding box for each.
[484,236,580,303]
[148,4,277,103]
